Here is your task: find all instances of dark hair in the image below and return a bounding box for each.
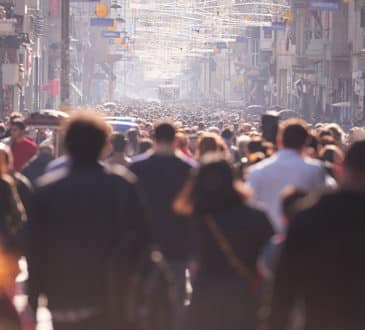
[139,138,153,153]
[10,118,26,131]
[281,119,310,150]
[154,121,176,143]
[318,135,336,147]
[309,135,318,152]
[248,138,264,154]
[196,133,227,158]
[319,129,333,139]
[9,112,24,123]
[344,140,365,175]
[281,187,308,222]
[64,112,110,164]
[111,133,127,153]
[0,123,5,135]
[127,129,138,141]
[175,157,247,216]
[221,128,234,140]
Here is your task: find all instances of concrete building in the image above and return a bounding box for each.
[0,0,34,116]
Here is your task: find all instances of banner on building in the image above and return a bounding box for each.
[90,18,114,27]
[102,31,121,38]
[309,0,339,11]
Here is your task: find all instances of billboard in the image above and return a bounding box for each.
[309,0,339,11]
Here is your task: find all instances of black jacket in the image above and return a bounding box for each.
[22,153,54,185]
[27,163,150,311]
[269,190,365,330]
[130,152,194,262]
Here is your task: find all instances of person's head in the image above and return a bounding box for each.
[340,140,365,191]
[278,119,310,151]
[318,134,336,147]
[63,112,111,165]
[198,122,205,131]
[174,155,248,216]
[221,127,234,145]
[319,145,344,180]
[280,187,308,226]
[237,135,251,157]
[305,134,319,158]
[327,123,344,146]
[111,133,128,154]
[348,127,365,144]
[320,145,344,164]
[196,132,227,159]
[153,121,176,145]
[318,128,333,139]
[247,138,263,155]
[10,118,26,142]
[176,131,189,150]
[207,126,220,135]
[127,129,138,144]
[38,142,55,157]
[139,138,153,154]
[9,112,24,127]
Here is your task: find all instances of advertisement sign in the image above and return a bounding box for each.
[102,31,121,38]
[271,22,286,30]
[309,0,339,11]
[90,18,114,27]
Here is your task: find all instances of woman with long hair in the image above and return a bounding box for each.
[195,133,229,161]
[174,155,273,330]
[0,150,27,330]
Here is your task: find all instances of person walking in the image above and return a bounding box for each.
[22,143,55,185]
[9,118,37,172]
[174,156,273,330]
[27,112,150,330]
[0,150,26,330]
[130,121,195,326]
[269,140,365,330]
[107,133,131,167]
[247,119,327,232]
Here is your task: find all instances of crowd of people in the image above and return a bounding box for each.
[0,101,365,330]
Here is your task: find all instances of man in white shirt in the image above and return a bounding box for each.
[247,119,327,232]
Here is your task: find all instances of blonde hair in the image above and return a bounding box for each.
[196,132,228,159]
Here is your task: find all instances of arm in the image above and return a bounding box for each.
[26,190,46,312]
[268,219,303,330]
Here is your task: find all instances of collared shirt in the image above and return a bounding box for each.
[247,149,327,232]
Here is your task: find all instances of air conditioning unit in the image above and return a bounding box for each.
[0,19,17,35]
[2,64,20,85]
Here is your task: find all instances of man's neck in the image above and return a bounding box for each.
[154,143,175,155]
[279,147,304,156]
[13,136,24,143]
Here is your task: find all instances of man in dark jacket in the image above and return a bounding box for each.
[27,112,150,330]
[269,140,365,330]
[130,121,195,326]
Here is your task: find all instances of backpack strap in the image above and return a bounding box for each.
[205,215,254,284]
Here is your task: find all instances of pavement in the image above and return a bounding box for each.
[15,257,53,330]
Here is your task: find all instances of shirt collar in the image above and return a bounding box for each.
[276,148,302,158]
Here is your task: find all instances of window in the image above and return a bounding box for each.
[251,39,259,67]
[264,28,272,39]
[361,7,365,28]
